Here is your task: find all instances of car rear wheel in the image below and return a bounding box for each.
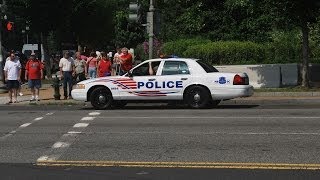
[90,87,113,110]
[184,86,211,109]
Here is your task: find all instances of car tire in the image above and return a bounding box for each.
[184,86,211,109]
[112,101,127,109]
[90,87,113,110]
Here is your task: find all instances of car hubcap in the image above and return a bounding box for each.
[194,93,201,102]
[98,94,106,103]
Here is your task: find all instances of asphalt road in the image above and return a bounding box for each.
[0,103,320,179]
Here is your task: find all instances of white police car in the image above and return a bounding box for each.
[71,58,253,109]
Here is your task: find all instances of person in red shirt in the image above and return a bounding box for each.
[25,53,44,101]
[97,52,112,77]
[119,47,133,75]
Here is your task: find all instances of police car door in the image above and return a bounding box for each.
[122,60,163,100]
[155,60,191,100]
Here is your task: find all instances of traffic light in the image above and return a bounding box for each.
[6,21,13,31]
[128,2,140,22]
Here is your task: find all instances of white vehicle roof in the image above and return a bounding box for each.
[145,58,199,62]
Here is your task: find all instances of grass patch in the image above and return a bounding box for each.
[255,86,320,92]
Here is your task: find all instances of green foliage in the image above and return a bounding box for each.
[162,38,211,57]
[264,30,302,64]
[162,33,312,65]
[113,11,145,48]
[183,41,264,65]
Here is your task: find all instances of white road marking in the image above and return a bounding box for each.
[33,117,43,121]
[81,117,95,121]
[0,134,12,139]
[73,123,89,128]
[37,156,49,161]
[97,116,320,119]
[94,131,320,136]
[19,123,32,128]
[46,112,54,116]
[89,112,101,116]
[37,112,100,162]
[52,142,70,149]
[0,113,47,140]
[67,131,82,134]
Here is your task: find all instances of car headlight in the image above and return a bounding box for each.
[75,84,85,89]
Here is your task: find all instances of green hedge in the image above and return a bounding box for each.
[162,38,211,57]
[183,41,265,65]
[161,37,320,65]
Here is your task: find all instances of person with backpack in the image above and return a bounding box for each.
[25,53,44,101]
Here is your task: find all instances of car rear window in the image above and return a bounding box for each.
[196,60,219,73]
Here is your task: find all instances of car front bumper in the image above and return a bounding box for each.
[71,89,87,101]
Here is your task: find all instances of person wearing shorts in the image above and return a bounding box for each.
[4,53,22,104]
[25,53,43,101]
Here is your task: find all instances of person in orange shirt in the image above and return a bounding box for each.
[25,53,44,101]
[119,47,133,75]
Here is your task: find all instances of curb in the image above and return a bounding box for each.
[223,98,320,105]
[253,92,320,97]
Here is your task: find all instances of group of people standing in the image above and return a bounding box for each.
[3,47,133,103]
[59,47,133,100]
[4,51,43,104]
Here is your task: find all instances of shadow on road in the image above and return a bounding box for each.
[80,104,260,110]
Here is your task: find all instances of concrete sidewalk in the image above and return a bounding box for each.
[0,84,320,106]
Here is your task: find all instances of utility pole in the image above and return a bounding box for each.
[148,0,154,59]
[0,0,7,93]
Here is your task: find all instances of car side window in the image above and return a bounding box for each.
[162,61,190,75]
[131,62,150,76]
[131,61,161,76]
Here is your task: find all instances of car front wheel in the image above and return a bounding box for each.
[90,87,113,110]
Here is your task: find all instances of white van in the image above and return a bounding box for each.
[22,44,45,60]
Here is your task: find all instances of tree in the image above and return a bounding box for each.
[268,0,320,87]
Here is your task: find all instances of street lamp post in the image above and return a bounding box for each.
[26,24,29,44]
[148,0,154,59]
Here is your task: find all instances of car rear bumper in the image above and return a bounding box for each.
[71,89,87,101]
[211,85,254,100]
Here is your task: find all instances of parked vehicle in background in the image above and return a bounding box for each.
[22,44,44,60]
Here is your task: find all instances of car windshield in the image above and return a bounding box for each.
[196,60,219,73]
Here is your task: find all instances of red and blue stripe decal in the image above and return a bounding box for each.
[92,78,178,97]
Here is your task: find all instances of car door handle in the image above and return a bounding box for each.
[148,78,156,81]
[181,78,188,80]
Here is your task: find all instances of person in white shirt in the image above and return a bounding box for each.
[4,53,22,104]
[112,48,122,75]
[59,51,75,99]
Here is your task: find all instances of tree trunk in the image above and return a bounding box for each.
[301,19,310,88]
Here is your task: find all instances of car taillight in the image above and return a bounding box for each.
[233,74,249,85]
